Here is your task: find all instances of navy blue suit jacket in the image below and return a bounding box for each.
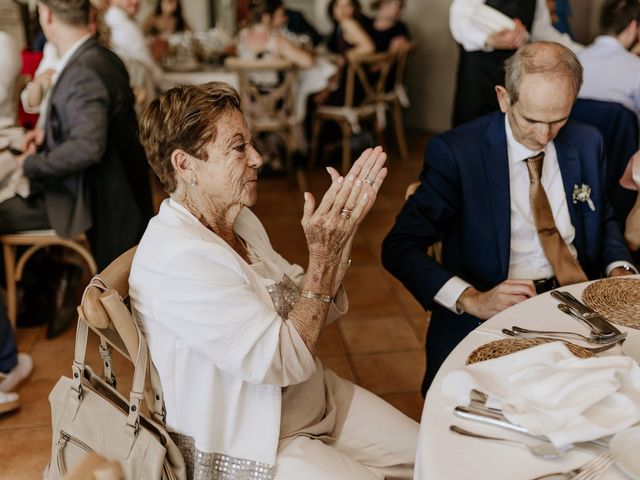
[382,111,633,391]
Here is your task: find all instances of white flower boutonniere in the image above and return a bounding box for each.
[572,184,595,211]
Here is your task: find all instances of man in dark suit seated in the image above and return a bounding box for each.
[382,42,636,396]
[0,0,150,333]
[0,0,149,262]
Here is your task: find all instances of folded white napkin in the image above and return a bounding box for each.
[441,342,640,447]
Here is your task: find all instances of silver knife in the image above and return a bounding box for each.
[454,405,611,448]
[550,291,622,337]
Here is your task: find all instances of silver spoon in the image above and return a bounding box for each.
[511,326,625,345]
[501,329,620,353]
[449,425,571,459]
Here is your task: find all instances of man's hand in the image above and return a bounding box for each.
[485,19,527,50]
[14,142,37,169]
[22,128,44,152]
[456,279,536,320]
[609,266,634,277]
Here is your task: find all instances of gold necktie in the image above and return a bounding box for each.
[525,153,588,286]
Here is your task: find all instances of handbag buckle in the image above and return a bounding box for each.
[71,383,83,401]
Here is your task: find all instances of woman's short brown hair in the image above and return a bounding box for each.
[138,82,242,193]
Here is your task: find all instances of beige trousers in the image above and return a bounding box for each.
[275,384,419,479]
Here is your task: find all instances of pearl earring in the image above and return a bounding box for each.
[190,178,197,187]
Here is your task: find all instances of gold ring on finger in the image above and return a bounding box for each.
[340,208,353,219]
[364,176,374,186]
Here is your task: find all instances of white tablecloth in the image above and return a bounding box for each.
[415,279,640,479]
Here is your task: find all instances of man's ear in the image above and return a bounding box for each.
[495,85,511,113]
[40,4,54,28]
[170,149,195,184]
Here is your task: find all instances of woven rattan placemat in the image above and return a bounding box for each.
[466,338,593,364]
[582,278,640,329]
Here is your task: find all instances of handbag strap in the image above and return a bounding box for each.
[99,289,166,423]
[74,278,166,423]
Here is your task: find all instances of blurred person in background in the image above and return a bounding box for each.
[0,300,33,414]
[449,0,582,127]
[142,0,189,37]
[0,0,150,334]
[237,0,314,68]
[282,3,323,47]
[326,0,374,58]
[20,0,110,132]
[105,0,164,84]
[0,29,21,121]
[364,0,411,52]
[578,0,640,116]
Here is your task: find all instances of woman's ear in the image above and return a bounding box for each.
[170,149,195,185]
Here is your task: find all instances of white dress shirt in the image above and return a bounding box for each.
[20,42,60,116]
[105,6,163,84]
[449,0,582,53]
[434,115,633,313]
[578,35,640,115]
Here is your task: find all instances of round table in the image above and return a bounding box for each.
[415,279,639,479]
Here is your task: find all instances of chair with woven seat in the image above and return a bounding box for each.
[309,50,396,174]
[1,230,97,328]
[225,56,307,191]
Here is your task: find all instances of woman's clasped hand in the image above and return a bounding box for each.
[302,146,387,264]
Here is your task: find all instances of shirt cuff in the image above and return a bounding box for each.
[434,276,472,314]
[605,261,638,276]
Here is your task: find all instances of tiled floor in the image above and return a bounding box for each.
[0,131,431,479]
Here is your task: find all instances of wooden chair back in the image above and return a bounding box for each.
[224,57,296,131]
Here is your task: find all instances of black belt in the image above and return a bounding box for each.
[533,277,559,295]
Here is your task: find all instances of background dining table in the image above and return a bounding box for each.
[415,278,640,480]
[158,66,241,92]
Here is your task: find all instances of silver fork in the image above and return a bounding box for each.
[530,452,614,480]
[501,329,620,353]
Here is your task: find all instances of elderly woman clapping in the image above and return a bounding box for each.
[129,82,418,479]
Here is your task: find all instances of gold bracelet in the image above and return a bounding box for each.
[300,291,333,303]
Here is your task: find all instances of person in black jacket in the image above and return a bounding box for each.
[363,0,411,52]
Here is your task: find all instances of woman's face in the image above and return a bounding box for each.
[161,0,178,15]
[379,0,403,20]
[333,0,355,22]
[194,110,263,210]
[270,7,287,28]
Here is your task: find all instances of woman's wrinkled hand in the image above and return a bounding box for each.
[301,147,387,263]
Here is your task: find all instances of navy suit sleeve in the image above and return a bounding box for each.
[382,136,463,311]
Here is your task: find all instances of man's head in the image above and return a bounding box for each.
[110,0,139,17]
[38,0,90,41]
[600,0,640,48]
[495,42,583,151]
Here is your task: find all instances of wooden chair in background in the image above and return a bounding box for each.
[1,230,97,328]
[225,57,307,191]
[309,50,396,174]
[376,44,416,162]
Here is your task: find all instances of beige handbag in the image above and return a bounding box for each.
[45,248,186,480]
